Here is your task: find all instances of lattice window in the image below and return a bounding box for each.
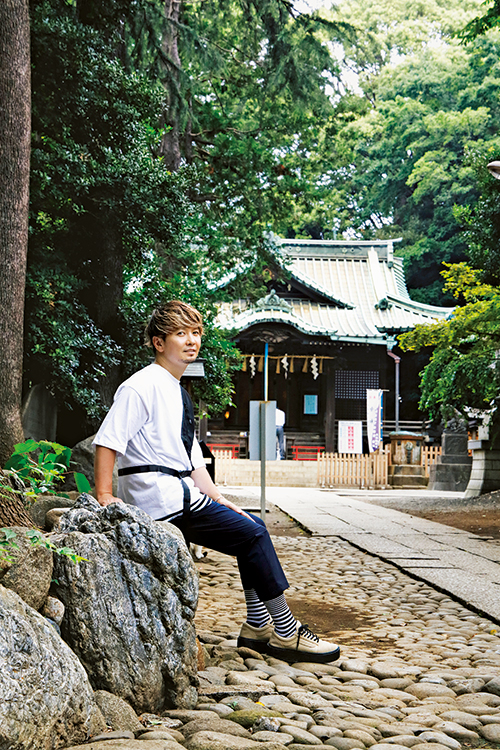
[335,371,379,399]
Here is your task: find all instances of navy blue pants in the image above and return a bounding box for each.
[171,501,289,601]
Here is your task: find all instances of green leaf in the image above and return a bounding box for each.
[12,439,38,455]
[1,528,18,541]
[74,472,92,493]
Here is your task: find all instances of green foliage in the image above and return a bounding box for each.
[286,0,500,304]
[28,0,350,428]
[0,527,87,565]
[28,2,202,424]
[454,141,500,284]
[4,440,71,497]
[25,529,88,564]
[3,439,94,498]
[399,264,500,421]
[460,0,500,41]
[74,473,92,493]
[0,528,19,564]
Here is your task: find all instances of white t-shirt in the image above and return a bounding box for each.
[93,363,206,520]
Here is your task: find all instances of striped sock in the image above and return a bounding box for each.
[264,593,297,638]
[244,589,271,628]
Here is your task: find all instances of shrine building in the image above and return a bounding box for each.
[207,237,452,456]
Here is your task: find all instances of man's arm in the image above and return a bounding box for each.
[191,466,254,521]
[94,445,124,507]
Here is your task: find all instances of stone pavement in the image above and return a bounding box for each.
[224,487,500,626]
[64,486,500,750]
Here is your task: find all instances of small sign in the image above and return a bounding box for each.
[338,420,363,453]
[183,359,205,378]
[304,394,318,415]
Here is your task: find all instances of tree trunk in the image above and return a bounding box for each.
[160,0,182,171]
[0,489,34,528]
[0,0,31,467]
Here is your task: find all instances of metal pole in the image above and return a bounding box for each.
[264,342,269,401]
[395,358,400,432]
[387,350,401,432]
[259,401,266,524]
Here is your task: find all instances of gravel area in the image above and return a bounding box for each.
[188,527,500,750]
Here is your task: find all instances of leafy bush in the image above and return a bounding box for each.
[4,439,91,499]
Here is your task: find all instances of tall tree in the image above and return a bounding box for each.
[0,0,31,466]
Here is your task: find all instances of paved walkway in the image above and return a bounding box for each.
[226,486,500,626]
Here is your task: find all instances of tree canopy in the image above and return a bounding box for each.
[14,0,500,446]
[26,0,352,442]
[282,0,500,305]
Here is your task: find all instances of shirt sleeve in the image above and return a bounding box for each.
[93,385,149,456]
[190,437,206,470]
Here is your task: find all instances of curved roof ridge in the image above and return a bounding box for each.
[386,294,454,317]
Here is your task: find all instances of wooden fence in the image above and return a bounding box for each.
[421,445,442,477]
[318,445,441,488]
[317,447,390,488]
[212,449,235,486]
[211,445,442,488]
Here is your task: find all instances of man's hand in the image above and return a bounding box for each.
[97,492,124,507]
[216,495,255,521]
[95,446,122,507]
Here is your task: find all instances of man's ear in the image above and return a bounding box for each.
[152,335,165,352]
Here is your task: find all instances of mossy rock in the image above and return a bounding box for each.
[227,708,284,727]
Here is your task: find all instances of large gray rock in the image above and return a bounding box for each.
[0,583,105,749]
[52,494,199,713]
[29,494,75,529]
[93,690,144,734]
[0,525,53,610]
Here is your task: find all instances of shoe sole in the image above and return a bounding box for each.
[237,636,270,653]
[265,643,341,664]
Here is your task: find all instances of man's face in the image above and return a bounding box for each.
[153,326,201,377]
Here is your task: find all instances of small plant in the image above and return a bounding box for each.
[4,439,92,498]
[25,529,88,563]
[0,527,87,565]
[0,527,19,564]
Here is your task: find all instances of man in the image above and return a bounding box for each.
[93,300,340,663]
[276,407,286,460]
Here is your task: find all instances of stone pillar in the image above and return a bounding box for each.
[464,438,500,498]
[428,431,472,492]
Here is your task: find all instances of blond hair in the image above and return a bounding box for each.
[145,300,204,348]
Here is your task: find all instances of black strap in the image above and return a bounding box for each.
[118,465,191,478]
[181,386,195,469]
[118,464,191,517]
[117,387,196,524]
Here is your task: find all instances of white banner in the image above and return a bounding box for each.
[367,389,383,453]
[338,420,363,454]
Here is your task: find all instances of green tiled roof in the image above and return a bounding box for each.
[217,238,452,345]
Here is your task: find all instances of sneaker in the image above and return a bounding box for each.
[237,620,274,653]
[266,622,340,664]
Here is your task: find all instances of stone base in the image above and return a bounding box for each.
[465,447,500,498]
[428,462,472,492]
[388,464,428,489]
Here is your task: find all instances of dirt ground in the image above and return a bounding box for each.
[361,488,500,540]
